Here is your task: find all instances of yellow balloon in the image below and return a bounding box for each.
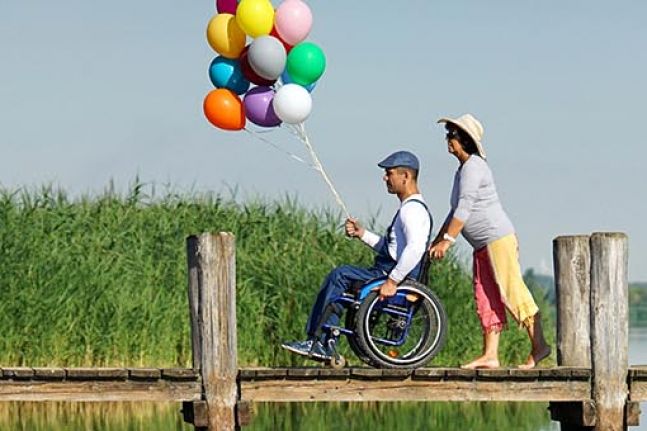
[206,13,246,59]
[236,0,275,38]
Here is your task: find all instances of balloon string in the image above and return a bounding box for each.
[293,123,351,219]
[244,128,314,168]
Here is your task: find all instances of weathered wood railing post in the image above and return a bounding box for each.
[186,233,238,431]
[590,232,629,431]
[552,235,594,430]
[552,233,631,431]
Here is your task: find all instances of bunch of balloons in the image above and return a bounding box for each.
[203,0,326,131]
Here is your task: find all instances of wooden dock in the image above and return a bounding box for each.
[0,232,636,431]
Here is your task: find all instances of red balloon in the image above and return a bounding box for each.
[216,0,237,14]
[271,26,293,54]
[203,89,246,131]
[239,46,276,86]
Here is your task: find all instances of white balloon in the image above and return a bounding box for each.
[272,84,312,124]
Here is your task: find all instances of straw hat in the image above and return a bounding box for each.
[437,113,486,159]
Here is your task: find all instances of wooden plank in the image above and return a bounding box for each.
[569,368,592,381]
[33,368,66,380]
[254,369,288,380]
[445,368,476,380]
[317,368,350,379]
[590,232,628,431]
[380,369,413,379]
[129,368,162,381]
[0,380,202,402]
[553,235,591,368]
[239,369,258,380]
[476,369,510,381]
[287,368,320,379]
[630,366,647,380]
[412,368,446,380]
[628,380,647,401]
[66,368,128,380]
[508,369,540,381]
[1,368,34,380]
[350,368,383,379]
[161,369,199,381]
[240,379,590,402]
[539,368,573,380]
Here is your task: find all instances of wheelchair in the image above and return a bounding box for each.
[320,254,448,369]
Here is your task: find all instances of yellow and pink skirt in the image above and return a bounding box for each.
[472,234,539,333]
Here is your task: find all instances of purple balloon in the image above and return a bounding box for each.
[216,0,237,14]
[243,86,282,127]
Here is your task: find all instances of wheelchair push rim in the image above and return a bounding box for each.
[362,285,444,365]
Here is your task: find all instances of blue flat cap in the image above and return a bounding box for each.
[377,150,420,171]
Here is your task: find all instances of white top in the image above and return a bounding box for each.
[360,194,431,283]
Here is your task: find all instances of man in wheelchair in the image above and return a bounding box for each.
[282,150,433,363]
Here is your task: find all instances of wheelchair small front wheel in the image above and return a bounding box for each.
[354,280,447,369]
[329,355,346,369]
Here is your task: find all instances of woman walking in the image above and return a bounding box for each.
[430,113,551,369]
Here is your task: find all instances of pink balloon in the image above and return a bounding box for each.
[274,0,312,46]
[216,0,238,14]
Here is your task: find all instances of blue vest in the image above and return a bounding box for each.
[372,198,433,280]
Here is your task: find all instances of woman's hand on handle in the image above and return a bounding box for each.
[430,216,464,259]
[429,240,451,260]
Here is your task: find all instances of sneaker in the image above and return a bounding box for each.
[310,340,333,361]
[281,339,315,357]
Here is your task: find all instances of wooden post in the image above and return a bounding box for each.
[187,233,238,431]
[554,235,592,368]
[552,235,594,430]
[590,232,628,431]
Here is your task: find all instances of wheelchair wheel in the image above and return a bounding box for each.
[354,280,447,369]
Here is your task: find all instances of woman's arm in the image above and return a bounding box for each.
[430,217,465,259]
[430,159,483,258]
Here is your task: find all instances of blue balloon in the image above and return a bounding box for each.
[280,69,316,93]
[209,57,250,95]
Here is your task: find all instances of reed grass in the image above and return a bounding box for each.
[0,182,554,367]
[0,401,554,431]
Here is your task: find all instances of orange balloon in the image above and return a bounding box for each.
[203,89,246,131]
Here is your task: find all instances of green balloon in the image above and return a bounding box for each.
[286,42,326,86]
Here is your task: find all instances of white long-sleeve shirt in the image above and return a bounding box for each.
[360,194,431,283]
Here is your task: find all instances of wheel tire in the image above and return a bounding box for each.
[354,280,447,369]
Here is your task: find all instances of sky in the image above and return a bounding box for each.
[1,1,646,280]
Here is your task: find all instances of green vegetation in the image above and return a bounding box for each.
[250,402,552,431]
[0,184,554,367]
[0,401,553,431]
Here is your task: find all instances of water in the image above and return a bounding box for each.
[630,327,647,430]
[4,329,647,430]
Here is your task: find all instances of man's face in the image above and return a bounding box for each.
[383,168,406,194]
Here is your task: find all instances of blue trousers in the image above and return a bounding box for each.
[305,265,385,339]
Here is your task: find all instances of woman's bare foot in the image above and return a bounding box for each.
[461,356,500,369]
[518,345,552,369]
